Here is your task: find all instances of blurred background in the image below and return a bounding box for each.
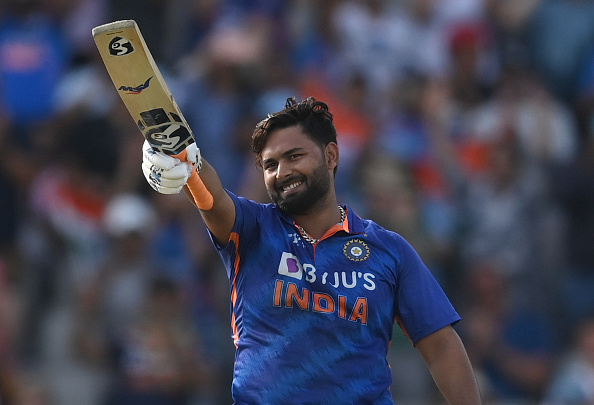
[0,0,594,404]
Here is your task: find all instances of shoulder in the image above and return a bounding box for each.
[229,191,275,215]
[229,191,292,230]
[351,211,408,248]
[347,208,417,261]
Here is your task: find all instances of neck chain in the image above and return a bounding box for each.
[295,205,346,245]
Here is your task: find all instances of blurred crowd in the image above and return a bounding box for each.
[0,0,594,404]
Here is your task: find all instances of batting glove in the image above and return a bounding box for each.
[142,140,196,194]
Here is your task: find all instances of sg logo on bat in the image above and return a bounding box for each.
[139,108,193,155]
[108,36,134,56]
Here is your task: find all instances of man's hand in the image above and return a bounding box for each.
[142,140,197,194]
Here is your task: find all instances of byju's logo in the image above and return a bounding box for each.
[277,252,303,280]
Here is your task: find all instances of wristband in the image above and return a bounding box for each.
[172,145,212,209]
[186,168,214,210]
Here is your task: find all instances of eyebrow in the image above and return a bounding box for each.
[262,147,304,165]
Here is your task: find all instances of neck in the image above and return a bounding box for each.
[293,200,342,240]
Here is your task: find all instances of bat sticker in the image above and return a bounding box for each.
[145,123,193,154]
[140,107,169,126]
[108,36,134,56]
[140,108,193,154]
[118,77,153,94]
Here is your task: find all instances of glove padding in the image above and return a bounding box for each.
[142,140,199,194]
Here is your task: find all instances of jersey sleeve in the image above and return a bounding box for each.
[207,191,270,280]
[393,235,461,345]
[207,190,263,249]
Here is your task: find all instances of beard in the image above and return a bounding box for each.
[267,161,332,216]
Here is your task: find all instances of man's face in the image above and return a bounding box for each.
[260,125,335,216]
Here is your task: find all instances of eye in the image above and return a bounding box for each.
[263,161,277,171]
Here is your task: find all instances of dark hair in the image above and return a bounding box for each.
[251,97,337,165]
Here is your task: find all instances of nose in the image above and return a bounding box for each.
[275,160,292,180]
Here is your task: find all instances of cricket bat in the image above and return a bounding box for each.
[92,19,194,157]
[92,19,208,204]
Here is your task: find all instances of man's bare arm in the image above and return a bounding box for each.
[416,326,482,405]
[183,158,235,246]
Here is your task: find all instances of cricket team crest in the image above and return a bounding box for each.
[343,239,370,262]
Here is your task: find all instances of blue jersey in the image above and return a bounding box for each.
[212,192,461,405]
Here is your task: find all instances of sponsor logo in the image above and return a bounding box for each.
[147,123,183,149]
[274,253,376,325]
[273,280,368,325]
[277,252,303,280]
[118,77,153,94]
[108,36,134,56]
[277,252,376,290]
[137,108,192,154]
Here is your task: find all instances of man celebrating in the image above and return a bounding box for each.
[142,97,481,404]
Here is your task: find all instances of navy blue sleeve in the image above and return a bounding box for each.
[394,236,461,345]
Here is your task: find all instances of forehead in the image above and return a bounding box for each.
[261,125,320,159]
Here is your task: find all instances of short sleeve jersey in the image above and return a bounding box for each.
[213,192,461,405]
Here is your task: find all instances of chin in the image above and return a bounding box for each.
[276,195,313,216]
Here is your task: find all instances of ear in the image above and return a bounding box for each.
[325,142,339,171]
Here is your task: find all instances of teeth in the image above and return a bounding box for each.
[283,181,302,192]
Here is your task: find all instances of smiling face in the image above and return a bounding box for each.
[261,125,337,216]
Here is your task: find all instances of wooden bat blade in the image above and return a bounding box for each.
[92,20,195,155]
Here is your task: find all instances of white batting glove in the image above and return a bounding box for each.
[142,140,195,194]
[184,142,203,172]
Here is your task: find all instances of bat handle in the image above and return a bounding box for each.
[173,149,214,210]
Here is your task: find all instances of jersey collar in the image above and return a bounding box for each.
[341,204,366,235]
[278,204,366,237]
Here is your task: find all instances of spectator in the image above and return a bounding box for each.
[543,315,594,404]
[524,0,594,102]
[455,128,562,312]
[357,151,454,285]
[102,277,214,405]
[470,67,579,167]
[458,260,558,402]
[330,0,452,104]
[550,125,594,331]
[178,19,270,192]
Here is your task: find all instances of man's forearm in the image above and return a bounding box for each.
[184,158,236,245]
[417,326,482,405]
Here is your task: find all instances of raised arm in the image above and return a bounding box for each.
[183,157,235,245]
[415,325,482,405]
[142,141,235,245]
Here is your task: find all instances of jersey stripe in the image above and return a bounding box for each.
[229,231,241,347]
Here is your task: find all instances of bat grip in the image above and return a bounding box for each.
[173,149,214,210]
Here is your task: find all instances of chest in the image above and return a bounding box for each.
[237,229,397,326]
